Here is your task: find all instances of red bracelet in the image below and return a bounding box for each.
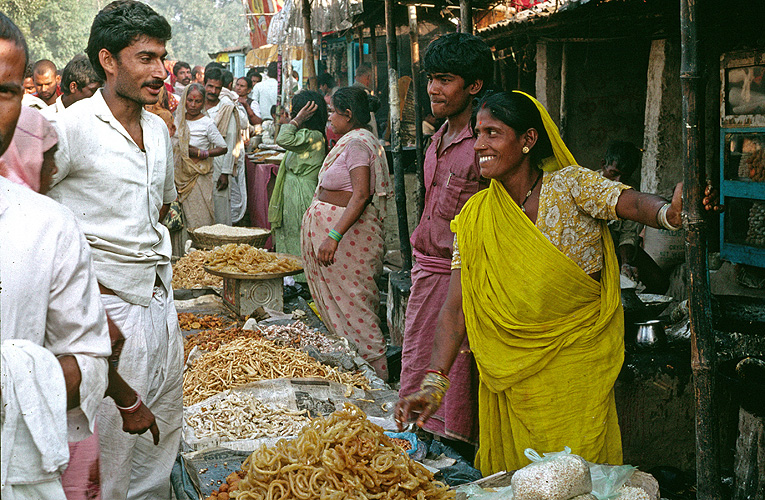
[116,392,142,414]
[426,369,450,381]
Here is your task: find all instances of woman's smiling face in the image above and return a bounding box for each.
[473,107,527,181]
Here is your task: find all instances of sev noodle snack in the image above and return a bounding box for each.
[231,404,454,500]
[185,392,310,441]
[183,337,370,405]
[206,244,302,275]
[173,250,223,289]
[183,327,261,363]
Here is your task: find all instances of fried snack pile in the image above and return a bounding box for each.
[185,392,311,441]
[260,321,350,354]
[172,250,223,289]
[183,337,370,405]
[206,244,302,275]
[232,404,454,500]
[183,327,261,363]
[179,313,234,331]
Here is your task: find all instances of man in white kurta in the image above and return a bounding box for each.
[0,176,111,499]
[205,71,240,225]
[49,86,183,500]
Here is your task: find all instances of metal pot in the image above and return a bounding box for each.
[635,320,666,348]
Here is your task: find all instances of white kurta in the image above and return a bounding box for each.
[207,98,238,226]
[46,90,183,500]
[0,177,110,495]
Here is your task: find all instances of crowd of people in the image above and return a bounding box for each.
[2,0,705,499]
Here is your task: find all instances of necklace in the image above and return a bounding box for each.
[520,171,542,213]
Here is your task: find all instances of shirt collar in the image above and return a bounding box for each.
[432,119,474,151]
[90,89,153,148]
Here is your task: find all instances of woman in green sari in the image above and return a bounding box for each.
[268,90,328,280]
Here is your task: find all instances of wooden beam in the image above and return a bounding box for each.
[302,0,317,90]
[409,5,425,220]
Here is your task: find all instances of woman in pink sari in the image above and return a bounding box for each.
[301,87,392,379]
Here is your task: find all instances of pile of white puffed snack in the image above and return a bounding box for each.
[511,450,649,500]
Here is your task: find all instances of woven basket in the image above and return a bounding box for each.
[188,227,270,250]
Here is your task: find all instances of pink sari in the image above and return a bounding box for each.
[301,128,392,366]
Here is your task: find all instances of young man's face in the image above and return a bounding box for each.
[106,36,167,106]
[34,69,58,103]
[176,66,192,86]
[427,72,480,120]
[0,40,25,156]
[204,79,222,103]
[23,76,36,94]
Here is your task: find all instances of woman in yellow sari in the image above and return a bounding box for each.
[395,91,685,475]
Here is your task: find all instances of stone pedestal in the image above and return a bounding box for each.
[221,276,283,318]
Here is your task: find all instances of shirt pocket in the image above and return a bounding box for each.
[436,173,479,221]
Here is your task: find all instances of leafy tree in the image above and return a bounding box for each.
[1,0,250,69]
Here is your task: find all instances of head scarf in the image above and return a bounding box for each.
[173,84,214,202]
[512,90,577,173]
[0,107,58,192]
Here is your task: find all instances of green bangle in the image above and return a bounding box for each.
[328,229,343,242]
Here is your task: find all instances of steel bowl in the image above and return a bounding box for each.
[635,319,666,348]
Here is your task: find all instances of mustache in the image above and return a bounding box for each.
[142,80,165,88]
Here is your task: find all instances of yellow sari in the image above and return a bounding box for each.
[450,91,624,475]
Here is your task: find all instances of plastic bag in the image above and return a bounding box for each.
[383,431,420,457]
[589,464,636,500]
[511,447,592,500]
[455,483,514,499]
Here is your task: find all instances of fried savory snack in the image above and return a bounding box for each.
[172,250,223,289]
[183,337,370,405]
[206,244,301,275]
[232,404,454,500]
[183,327,261,363]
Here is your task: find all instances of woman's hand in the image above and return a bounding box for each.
[292,101,318,127]
[703,181,724,212]
[395,387,444,431]
[317,237,338,266]
[666,182,683,228]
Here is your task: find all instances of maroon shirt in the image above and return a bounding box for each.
[410,121,486,273]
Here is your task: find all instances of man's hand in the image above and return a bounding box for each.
[121,403,160,445]
[217,174,229,191]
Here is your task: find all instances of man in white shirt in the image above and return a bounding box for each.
[47,2,183,499]
[250,60,279,119]
[40,54,102,122]
[0,14,110,499]
[204,66,241,225]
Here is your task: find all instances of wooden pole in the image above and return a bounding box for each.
[385,0,412,271]
[460,0,473,34]
[408,5,425,220]
[357,26,364,66]
[370,26,378,94]
[680,1,720,498]
[559,43,568,142]
[302,0,317,91]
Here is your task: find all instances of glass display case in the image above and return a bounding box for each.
[720,50,765,267]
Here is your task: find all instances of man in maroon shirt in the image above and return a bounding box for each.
[399,33,493,458]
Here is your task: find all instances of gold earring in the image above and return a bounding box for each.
[522,146,530,154]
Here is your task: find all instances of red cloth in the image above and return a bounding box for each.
[245,157,279,249]
[400,120,486,443]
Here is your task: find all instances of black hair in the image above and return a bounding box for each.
[204,67,223,84]
[267,61,278,79]
[32,59,57,75]
[269,104,278,118]
[423,32,493,89]
[237,76,253,90]
[0,12,29,67]
[317,72,335,89]
[221,69,234,89]
[331,86,379,128]
[246,67,261,81]
[475,91,554,167]
[603,141,641,178]
[191,65,203,79]
[25,64,34,79]
[61,54,102,96]
[173,61,190,76]
[205,61,224,73]
[86,0,171,80]
[291,90,328,135]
